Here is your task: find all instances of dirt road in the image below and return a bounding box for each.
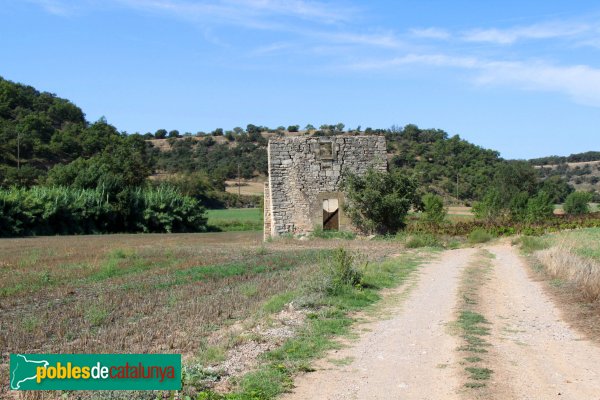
[482,244,600,399]
[283,244,600,400]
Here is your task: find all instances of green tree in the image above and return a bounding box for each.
[509,191,529,221]
[421,193,447,225]
[563,191,592,215]
[473,188,504,222]
[525,191,555,222]
[155,129,167,139]
[540,176,574,203]
[342,168,418,234]
[492,161,539,205]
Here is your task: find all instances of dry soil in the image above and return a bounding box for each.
[283,244,600,400]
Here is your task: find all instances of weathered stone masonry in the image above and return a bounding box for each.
[264,135,387,239]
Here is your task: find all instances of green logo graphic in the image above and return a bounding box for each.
[10,354,181,391]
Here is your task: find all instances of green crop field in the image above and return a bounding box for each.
[207,208,263,231]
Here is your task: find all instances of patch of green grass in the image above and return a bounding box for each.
[404,233,442,249]
[467,229,494,244]
[550,278,564,287]
[197,344,227,366]
[18,250,41,267]
[262,292,297,314]
[360,258,420,289]
[207,208,263,232]
[156,250,327,289]
[517,236,549,254]
[87,249,156,282]
[465,367,493,380]
[85,304,109,327]
[465,382,487,389]
[238,365,292,399]
[455,253,495,390]
[458,311,490,335]
[240,283,259,298]
[310,228,357,240]
[446,239,462,249]
[328,356,354,366]
[21,316,40,333]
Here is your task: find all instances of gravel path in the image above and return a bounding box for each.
[483,244,600,400]
[282,248,477,400]
[282,244,600,400]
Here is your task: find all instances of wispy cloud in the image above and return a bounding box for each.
[350,53,600,108]
[462,21,590,45]
[26,0,600,108]
[319,31,402,48]
[351,54,478,70]
[113,0,354,27]
[28,0,356,28]
[476,61,600,107]
[250,41,295,55]
[26,0,83,16]
[410,27,450,40]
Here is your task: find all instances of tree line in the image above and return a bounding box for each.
[0,75,586,236]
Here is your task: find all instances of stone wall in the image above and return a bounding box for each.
[264,135,387,238]
[263,182,272,241]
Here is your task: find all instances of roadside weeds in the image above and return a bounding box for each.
[452,250,495,394]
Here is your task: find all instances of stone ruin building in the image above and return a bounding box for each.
[264,135,387,239]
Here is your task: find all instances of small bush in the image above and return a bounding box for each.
[468,229,494,244]
[405,233,442,248]
[313,248,363,296]
[564,191,592,215]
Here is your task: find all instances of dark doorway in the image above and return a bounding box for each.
[323,199,339,231]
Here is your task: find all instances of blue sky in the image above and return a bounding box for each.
[1,0,599,159]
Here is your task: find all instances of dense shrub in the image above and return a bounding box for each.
[0,185,207,237]
[342,168,418,234]
[564,191,592,215]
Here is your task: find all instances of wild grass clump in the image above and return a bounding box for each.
[467,229,494,244]
[310,227,357,240]
[516,236,549,254]
[316,248,364,295]
[404,233,442,248]
[536,246,600,301]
